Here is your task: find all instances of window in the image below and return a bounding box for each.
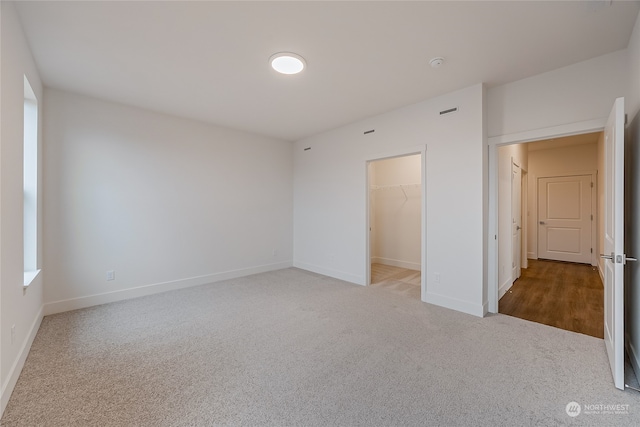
[24,75,39,286]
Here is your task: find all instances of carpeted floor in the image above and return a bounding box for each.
[2,268,639,426]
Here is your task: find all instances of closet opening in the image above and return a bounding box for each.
[367,153,423,300]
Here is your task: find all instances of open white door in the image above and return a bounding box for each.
[602,97,626,390]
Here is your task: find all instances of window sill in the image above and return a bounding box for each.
[23,269,41,292]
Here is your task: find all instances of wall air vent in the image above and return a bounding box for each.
[439,107,458,115]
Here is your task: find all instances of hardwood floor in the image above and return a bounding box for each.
[370,263,421,299]
[499,259,603,338]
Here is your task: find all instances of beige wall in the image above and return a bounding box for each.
[527,142,600,264]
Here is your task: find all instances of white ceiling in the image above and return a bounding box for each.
[14,1,640,141]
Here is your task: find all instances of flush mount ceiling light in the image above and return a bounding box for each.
[270,52,306,75]
[429,57,445,68]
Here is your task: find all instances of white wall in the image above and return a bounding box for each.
[497,143,527,297]
[625,9,640,386]
[370,155,421,270]
[627,12,640,121]
[487,49,629,313]
[0,1,45,414]
[526,143,598,263]
[488,50,628,139]
[43,90,293,313]
[294,84,486,316]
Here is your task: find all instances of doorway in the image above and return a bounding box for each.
[495,132,603,336]
[367,152,424,300]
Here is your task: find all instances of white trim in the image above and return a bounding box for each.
[365,145,426,163]
[532,169,598,179]
[533,172,597,265]
[488,118,607,146]
[487,119,607,314]
[294,261,363,285]
[599,265,605,284]
[364,145,427,303]
[527,251,537,259]
[487,144,499,313]
[498,277,514,300]
[1,306,44,416]
[23,269,41,287]
[44,262,292,315]
[371,257,421,271]
[424,291,485,317]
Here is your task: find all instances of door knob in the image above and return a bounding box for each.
[516,226,521,230]
[599,254,637,264]
[539,221,546,225]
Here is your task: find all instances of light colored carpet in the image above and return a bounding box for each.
[2,268,640,426]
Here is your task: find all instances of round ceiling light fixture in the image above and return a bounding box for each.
[270,52,306,75]
[429,57,445,68]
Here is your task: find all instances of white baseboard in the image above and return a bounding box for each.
[598,264,605,284]
[293,261,363,285]
[424,291,484,318]
[498,277,513,300]
[626,335,640,386]
[527,252,536,260]
[44,261,293,316]
[371,257,421,271]
[1,305,44,416]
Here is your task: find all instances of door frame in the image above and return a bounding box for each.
[511,160,522,282]
[488,119,607,313]
[365,145,427,301]
[521,168,528,270]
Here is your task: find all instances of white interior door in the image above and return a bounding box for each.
[538,174,592,263]
[512,162,522,281]
[602,97,625,390]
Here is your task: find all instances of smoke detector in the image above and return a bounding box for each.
[429,57,445,68]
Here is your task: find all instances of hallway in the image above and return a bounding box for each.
[499,259,603,338]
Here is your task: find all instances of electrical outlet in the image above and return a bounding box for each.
[11,325,15,345]
[106,270,115,281]
[435,273,441,284]
[272,249,278,257]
